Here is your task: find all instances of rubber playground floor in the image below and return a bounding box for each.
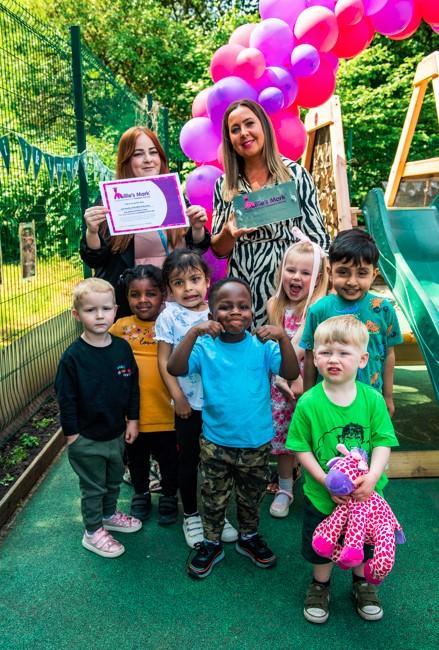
[1,366,438,650]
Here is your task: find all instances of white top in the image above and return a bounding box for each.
[154,301,209,410]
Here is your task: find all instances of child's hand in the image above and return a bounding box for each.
[352,473,377,502]
[274,376,296,403]
[331,494,350,505]
[174,395,192,419]
[125,421,139,444]
[192,320,224,338]
[384,395,395,417]
[256,325,287,343]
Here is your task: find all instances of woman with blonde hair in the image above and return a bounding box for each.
[211,99,330,327]
[80,126,210,317]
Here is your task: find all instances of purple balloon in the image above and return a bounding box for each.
[207,76,258,127]
[265,66,298,107]
[259,0,307,27]
[371,0,414,36]
[179,117,221,163]
[291,44,320,77]
[258,87,285,114]
[363,0,388,15]
[185,164,223,212]
[250,18,295,67]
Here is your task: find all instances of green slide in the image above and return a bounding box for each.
[362,188,439,402]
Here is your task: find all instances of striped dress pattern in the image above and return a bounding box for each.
[212,158,331,327]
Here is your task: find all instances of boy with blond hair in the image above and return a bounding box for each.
[55,278,142,558]
[286,315,399,624]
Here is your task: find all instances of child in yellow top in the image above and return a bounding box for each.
[110,265,178,526]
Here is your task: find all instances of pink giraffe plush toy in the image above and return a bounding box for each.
[312,444,405,584]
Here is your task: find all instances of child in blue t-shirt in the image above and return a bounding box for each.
[168,277,299,579]
[302,229,402,415]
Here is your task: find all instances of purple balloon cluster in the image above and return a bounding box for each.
[182,0,437,223]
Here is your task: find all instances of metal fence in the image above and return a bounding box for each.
[0,0,169,434]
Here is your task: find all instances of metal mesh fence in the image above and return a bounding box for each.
[0,0,165,434]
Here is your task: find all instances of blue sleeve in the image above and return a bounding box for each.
[187,341,202,375]
[266,340,281,375]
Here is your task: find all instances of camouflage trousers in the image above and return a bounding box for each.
[200,437,271,542]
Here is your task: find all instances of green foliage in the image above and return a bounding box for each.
[0,473,15,487]
[19,434,40,448]
[33,417,55,430]
[5,446,28,468]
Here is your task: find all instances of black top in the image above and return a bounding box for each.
[55,336,140,441]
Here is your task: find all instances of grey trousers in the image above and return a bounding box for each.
[68,434,124,532]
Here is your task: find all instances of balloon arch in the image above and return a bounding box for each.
[181,0,438,236]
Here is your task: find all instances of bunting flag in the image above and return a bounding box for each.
[0,135,10,171]
[17,135,32,172]
[43,152,55,185]
[64,156,74,182]
[31,146,43,180]
[54,156,64,184]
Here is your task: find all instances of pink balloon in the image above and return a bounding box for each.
[363,0,388,15]
[258,87,285,114]
[306,0,336,9]
[431,24,439,34]
[291,44,321,77]
[259,0,307,27]
[235,47,266,81]
[322,51,340,72]
[335,0,365,27]
[294,6,339,52]
[250,18,295,67]
[185,165,223,212]
[180,117,221,163]
[217,143,224,168]
[229,23,256,47]
[204,248,227,284]
[210,44,244,83]
[271,111,307,160]
[295,58,336,108]
[416,0,439,25]
[207,76,258,126]
[331,15,375,58]
[388,3,422,39]
[371,0,414,36]
[192,88,210,118]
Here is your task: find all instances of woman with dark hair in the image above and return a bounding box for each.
[80,126,210,317]
[211,100,330,327]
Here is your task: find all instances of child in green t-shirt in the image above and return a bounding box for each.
[286,315,399,625]
[301,229,402,416]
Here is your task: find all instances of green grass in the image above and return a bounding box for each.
[0,257,83,348]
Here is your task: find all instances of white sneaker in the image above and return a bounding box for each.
[221,517,238,543]
[183,514,204,548]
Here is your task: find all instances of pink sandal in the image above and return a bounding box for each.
[82,527,125,558]
[269,490,294,518]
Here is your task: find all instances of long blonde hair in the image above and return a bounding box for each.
[268,240,329,346]
[101,126,184,254]
[221,99,292,202]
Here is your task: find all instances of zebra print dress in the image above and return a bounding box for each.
[212,158,331,326]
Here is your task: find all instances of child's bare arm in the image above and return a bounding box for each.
[256,325,299,380]
[383,347,396,417]
[157,341,191,418]
[303,349,317,391]
[352,446,391,501]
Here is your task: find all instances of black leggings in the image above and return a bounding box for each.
[125,430,178,497]
[175,410,202,515]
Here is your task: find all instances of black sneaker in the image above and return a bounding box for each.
[130,493,152,521]
[235,533,277,568]
[304,582,330,624]
[188,541,225,579]
[158,495,178,526]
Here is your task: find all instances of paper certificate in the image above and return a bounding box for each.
[233,180,301,229]
[100,173,188,236]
